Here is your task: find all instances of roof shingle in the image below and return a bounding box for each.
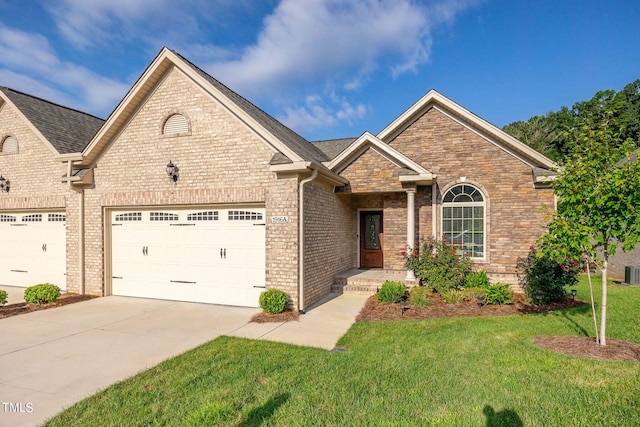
[0,87,104,154]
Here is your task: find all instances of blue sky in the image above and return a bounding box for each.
[0,0,638,141]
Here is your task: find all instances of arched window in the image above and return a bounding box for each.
[1,136,18,154]
[163,114,189,136]
[442,184,485,258]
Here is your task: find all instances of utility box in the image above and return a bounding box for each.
[624,266,640,285]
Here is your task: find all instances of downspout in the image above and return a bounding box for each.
[298,166,318,314]
[67,161,85,295]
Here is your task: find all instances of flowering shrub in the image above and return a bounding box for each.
[402,238,473,294]
[516,246,580,304]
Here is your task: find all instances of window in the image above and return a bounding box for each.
[442,184,485,258]
[1,136,18,154]
[187,211,219,221]
[163,114,189,136]
[228,210,263,221]
[48,213,66,222]
[115,212,142,222]
[150,212,179,221]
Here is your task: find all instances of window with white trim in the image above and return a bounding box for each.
[228,210,263,221]
[115,212,142,222]
[163,114,189,136]
[442,184,485,259]
[187,211,219,221]
[1,136,18,154]
[22,214,42,222]
[48,213,66,222]
[150,212,179,221]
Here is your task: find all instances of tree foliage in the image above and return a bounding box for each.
[538,112,640,345]
[503,79,640,163]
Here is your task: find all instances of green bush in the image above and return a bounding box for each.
[403,238,473,294]
[0,289,7,305]
[441,289,468,304]
[516,246,580,304]
[377,280,407,304]
[485,283,515,305]
[24,283,61,305]
[408,286,431,308]
[464,270,490,289]
[259,288,289,314]
[463,287,487,300]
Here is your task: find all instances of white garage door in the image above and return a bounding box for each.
[110,207,266,307]
[0,212,67,289]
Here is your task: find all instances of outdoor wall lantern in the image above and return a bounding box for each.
[571,289,577,301]
[0,175,9,193]
[166,160,178,183]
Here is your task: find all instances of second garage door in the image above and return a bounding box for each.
[110,207,266,307]
[0,211,67,289]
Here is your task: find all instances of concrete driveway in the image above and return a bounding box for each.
[0,296,259,427]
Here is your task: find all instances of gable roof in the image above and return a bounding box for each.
[0,87,104,155]
[327,131,435,184]
[82,47,331,169]
[377,89,559,171]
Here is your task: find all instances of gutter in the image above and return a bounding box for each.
[298,166,318,314]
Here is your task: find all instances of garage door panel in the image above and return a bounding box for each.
[0,212,66,289]
[111,207,265,307]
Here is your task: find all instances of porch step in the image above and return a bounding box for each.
[331,268,411,295]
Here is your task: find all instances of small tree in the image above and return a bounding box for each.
[539,117,640,346]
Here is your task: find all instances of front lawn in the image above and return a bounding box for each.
[44,277,640,426]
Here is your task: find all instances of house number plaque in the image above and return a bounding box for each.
[271,216,289,223]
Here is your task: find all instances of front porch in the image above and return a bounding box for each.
[331,268,411,295]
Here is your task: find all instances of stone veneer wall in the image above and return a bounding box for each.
[389,107,555,283]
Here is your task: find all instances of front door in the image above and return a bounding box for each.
[360,211,383,268]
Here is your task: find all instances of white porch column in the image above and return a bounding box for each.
[405,188,416,281]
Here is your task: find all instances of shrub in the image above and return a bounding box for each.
[24,283,60,305]
[377,280,407,304]
[463,287,487,300]
[441,289,468,304]
[408,286,431,308]
[464,270,490,289]
[259,288,289,314]
[516,246,580,304]
[485,283,515,305]
[0,289,7,305]
[404,238,473,294]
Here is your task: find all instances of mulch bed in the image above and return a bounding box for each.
[357,293,640,362]
[251,310,300,323]
[0,293,97,319]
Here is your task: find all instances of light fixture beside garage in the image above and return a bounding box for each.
[166,161,178,183]
[0,175,9,192]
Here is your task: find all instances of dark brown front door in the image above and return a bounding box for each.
[360,211,383,268]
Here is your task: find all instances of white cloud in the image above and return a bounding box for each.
[279,93,368,134]
[0,26,129,115]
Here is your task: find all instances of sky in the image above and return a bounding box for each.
[0,0,638,141]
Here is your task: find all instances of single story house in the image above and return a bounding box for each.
[0,47,558,311]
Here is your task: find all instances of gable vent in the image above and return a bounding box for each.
[163,114,189,136]
[1,136,18,154]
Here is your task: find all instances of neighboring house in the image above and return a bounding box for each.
[0,47,558,311]
[0,87,104,290]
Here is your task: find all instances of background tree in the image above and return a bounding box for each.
[539,115,640,346]
[503,79,640,163]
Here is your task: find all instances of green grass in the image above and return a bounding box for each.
[44,276,640,426]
